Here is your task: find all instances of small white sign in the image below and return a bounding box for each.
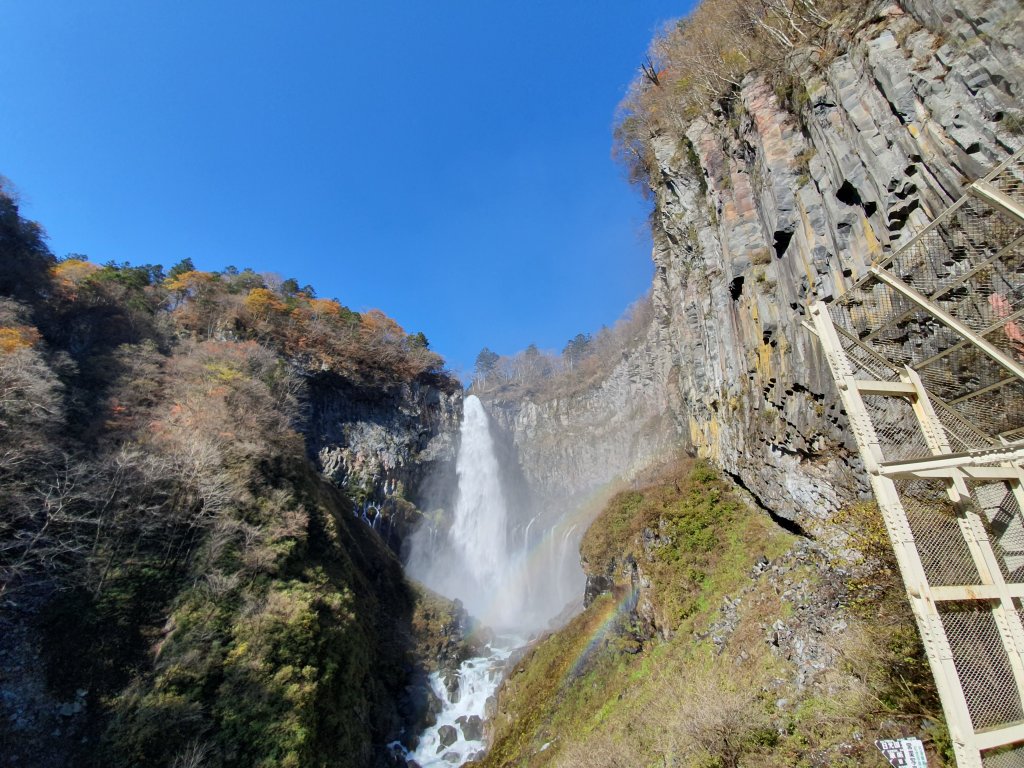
[875,737,928,767]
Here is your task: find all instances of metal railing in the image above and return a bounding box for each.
[810,147,1024,767]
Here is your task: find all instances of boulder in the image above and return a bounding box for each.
[437,724,458,750]
[456,714,484,741]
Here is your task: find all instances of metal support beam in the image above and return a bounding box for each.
[869,265,1024,383]
[931,584,1024,602]
[855,380,919,397]
[974,721,1024,752]
[947,376,1019,406]
[861,232,1024,343]
[915,305,1024,372]
[904,366,1024,719]
[878,446,1024,477]
[810,302,984,767]
[809,148,1024,767]
[971,180,1024,226]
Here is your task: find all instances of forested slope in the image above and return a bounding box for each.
[0,181,459,768]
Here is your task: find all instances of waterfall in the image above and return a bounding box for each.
[445,395,520,627]
[407,393,586,632]
[402,394,589,765]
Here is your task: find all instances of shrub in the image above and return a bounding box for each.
[613,0,854,190]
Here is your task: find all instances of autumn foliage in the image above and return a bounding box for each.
[0,183,451,767]
[51,258,101,295]
[613,0,859,189]
[158,268,444,383]
[0,324,40,353]
[0,184,450,607]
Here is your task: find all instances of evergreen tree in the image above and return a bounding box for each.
[167,257,195,280]
[475,347,499,379]
[563,333,592,370]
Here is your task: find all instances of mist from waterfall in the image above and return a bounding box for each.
[407,395,584,633]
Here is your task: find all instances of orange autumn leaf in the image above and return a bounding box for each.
[0,325,41,354]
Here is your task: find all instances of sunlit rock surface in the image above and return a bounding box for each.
[481,0,1024,534]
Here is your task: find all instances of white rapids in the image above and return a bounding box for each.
[400,638,520,767]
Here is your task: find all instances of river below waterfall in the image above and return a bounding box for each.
[397,637,522,767]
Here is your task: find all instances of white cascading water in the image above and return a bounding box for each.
[407,394,585,631]
[403,395,586,766]
[404,641,520,767]
[400,396,521,767]
[446,395,521,627]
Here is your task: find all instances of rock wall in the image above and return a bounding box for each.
[482,0,1024,531]
[483,335,680,508]
[304,372,462,544]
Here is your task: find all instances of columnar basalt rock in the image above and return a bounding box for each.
[483,344,681,510]
[482,0,1024,533]
[303,373,462,545]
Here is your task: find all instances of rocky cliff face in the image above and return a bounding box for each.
[482,0,1024,532]
[304,372,462,547]
[483,344,680,508]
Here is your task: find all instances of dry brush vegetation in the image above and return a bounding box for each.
[613,0,868,190]
[0,181,451,767]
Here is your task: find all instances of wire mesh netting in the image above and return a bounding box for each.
[983,743,1024,768]
[896,478,980,586]
[816,148,1024,759]
[939,601,1024,730]
[990,155,1024,201]
[969,482,1024,582]
[828,149,1024,447]
[861,395,933,461]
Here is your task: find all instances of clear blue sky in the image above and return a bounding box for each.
[0,1,693,377]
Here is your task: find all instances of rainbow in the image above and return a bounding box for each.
[565,586,639,682]
[468,480,625,631]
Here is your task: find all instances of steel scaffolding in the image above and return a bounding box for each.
[810,147,1024,767]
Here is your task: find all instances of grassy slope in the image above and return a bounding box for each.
[480,461,950,768]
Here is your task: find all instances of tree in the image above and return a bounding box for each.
[51,258,100,295]
[244,287,289,322]
[640,54,661,86]
[475,347,499,379]
[0,183,55,302]
[0,333,67,597]
[563,333,592,371]
[167,258,196,281]
[409,332,429,349]
[164,271,229,338]
[224,268,265,294]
